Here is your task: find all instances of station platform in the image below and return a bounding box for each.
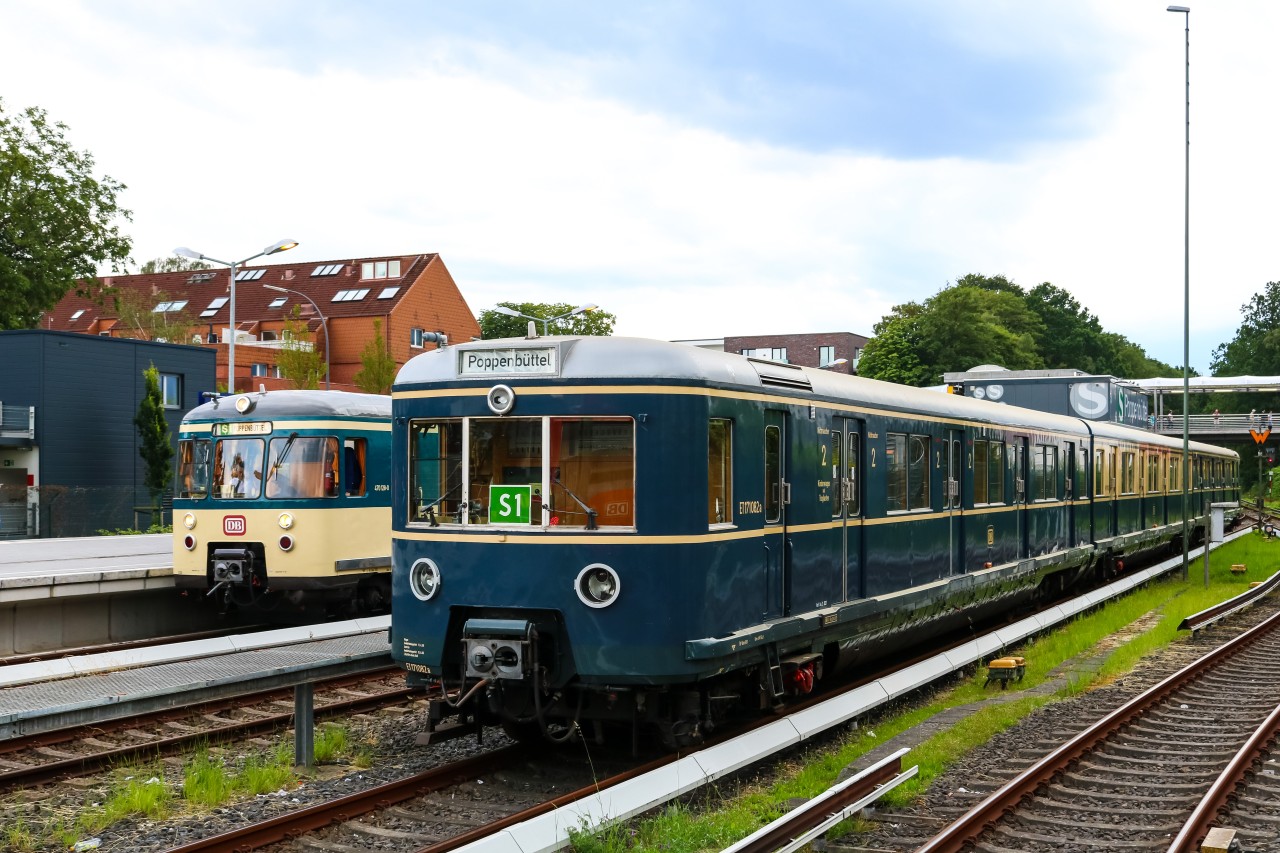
[0,617,392,739]
[0,533,173,603]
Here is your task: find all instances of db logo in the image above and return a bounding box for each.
[223,516,247,536]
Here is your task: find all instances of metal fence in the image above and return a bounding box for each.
[0,485,171,539]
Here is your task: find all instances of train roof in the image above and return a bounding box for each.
[396,336,1235,458]
[181,389,391,424]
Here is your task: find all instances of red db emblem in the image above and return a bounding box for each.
[223,516,247,536]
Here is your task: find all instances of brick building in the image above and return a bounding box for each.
[40,253,481,393]
[720,332,869,374]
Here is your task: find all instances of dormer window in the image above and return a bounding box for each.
[360,260,401,280]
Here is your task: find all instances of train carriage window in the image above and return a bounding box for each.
[846,432,860,517]
[829,430,842,519]
[1147,453,1163,494]
[908,435,930,509]
[765,425,782,523]
[988,441,1004,504]
[410,421,463,523]
[177,438,210,499]
[213,438,264,499]
[1032,444,1056,501]
[709,420,732,525]
[265,435,340,499]
[974,440,989,504]
[1120,451,1136,495]
[1094,449,1107,497]
[344,438,367,497]
[886,434,907,512]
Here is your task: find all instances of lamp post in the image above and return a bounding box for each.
[1167,5,1190,580]
[174,239,299,393]
[491,303,598,336]
[263,284,329,390]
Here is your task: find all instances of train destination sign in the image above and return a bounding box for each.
[214,421,272,436]
[459,347,557,377]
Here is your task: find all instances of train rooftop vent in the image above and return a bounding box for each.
[748,358,812,391]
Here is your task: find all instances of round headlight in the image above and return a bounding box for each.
[234,395,255,414]
[278,512,295,530]
[575,563,621,608]
[487,384,516,415]
[183,513,196,530]
[409,558,441,601]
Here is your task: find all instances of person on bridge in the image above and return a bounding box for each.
[1251,408,1258,424]
[1213,408,1221,426]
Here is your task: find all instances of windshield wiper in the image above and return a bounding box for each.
[267,432,300,483]
[553,478,598,530]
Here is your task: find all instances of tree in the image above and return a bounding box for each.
[137,256,211,275]
[478,302,617,339]
[1210,281,1280,418]
[276,306,323,389]
[135,363,174,520]
[354,318,397,394]
[113,286,198,344]
[0,100,132,329]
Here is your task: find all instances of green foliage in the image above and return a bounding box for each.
[354,318,397,394]
[137,256,211,274]
[314,724,349,763]
[97,522,172,535]
[135,363,174,513]
[183,751,235,807]
[0,100,133,329]
[1210,281,1280,418]
[858,273,1176,386]
[113,285,199,344]
[478,302,616,339]
[276,305,323,389]
[79,768,172,834]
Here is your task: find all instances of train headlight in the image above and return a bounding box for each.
[575,563,621,608]
[182,513,196,530]
[409,558,441,601]
[487,384,516,415]
[277,512,295,530]
[234,395,255,414]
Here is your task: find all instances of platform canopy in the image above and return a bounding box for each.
[1126,376,1280,394]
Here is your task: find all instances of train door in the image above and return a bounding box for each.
[1015,438,1028,558]
[1064,442,1076,545]
[945,429,963,575]
[835,418,863,601]
[763,411,789,620]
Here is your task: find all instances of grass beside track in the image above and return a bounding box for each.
[570,534,1280,852]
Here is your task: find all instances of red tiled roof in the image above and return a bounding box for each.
[41,253,441,332]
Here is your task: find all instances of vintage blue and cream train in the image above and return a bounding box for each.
[173,389,393,617]
[389,336,1238,745]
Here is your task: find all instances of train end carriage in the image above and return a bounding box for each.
[172,389,393,617]
[392,336,1222,746]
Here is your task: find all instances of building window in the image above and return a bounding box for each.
[312,264,343,277]
[377,287,400,299]
[160,373,181,409]
[261,331,278,341]
[332,289,370,302]
[234,269,265,281]
[743,347,787,362]
[268,296,287,309]
[251,363,268,377]
[362,259,401,280]
[819,345,836,367]
[70,309,85,321]
[411,328,425,348]
[153,300,188,312]
[200,297,229,318]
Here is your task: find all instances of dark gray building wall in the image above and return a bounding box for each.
[0,330,215,533]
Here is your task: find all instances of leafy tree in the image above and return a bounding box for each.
[478,302,616,340]
[0,100,132,329]
[855,305,933,386]
[1210,281,1280,420]
[276,306,323,389]
[113,287,198,344]
[1024,282,1107,373]
[137,256,211,275]
[135,363,174,519]
[354,318,397,394]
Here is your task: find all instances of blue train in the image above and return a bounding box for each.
[173,390,393,617]
[389,336,1238,745]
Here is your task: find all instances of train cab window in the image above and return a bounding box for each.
[344,438,367,497]
[845,432,860,517]
[408,416,634,529]
[177,438,211,499]
[709,419,732,526]
[264,435,340,499]
[886,433,930,512]
[213,438,265,499]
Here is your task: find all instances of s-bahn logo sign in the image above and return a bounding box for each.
[459,348,557,376]
[1068,382,1109,419]
[223,515,247,536]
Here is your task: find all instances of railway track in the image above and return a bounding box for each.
[849,604,1280,853]
[0,669,415,790]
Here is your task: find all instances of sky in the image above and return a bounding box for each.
[3,0,1277,374]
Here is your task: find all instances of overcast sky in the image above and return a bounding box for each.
[4,1,1276,374]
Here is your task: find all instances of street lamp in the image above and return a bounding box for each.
[491,303,598,336]
[1167,5,1190,580]
[174,239,299,393]
[263,284,329,390]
